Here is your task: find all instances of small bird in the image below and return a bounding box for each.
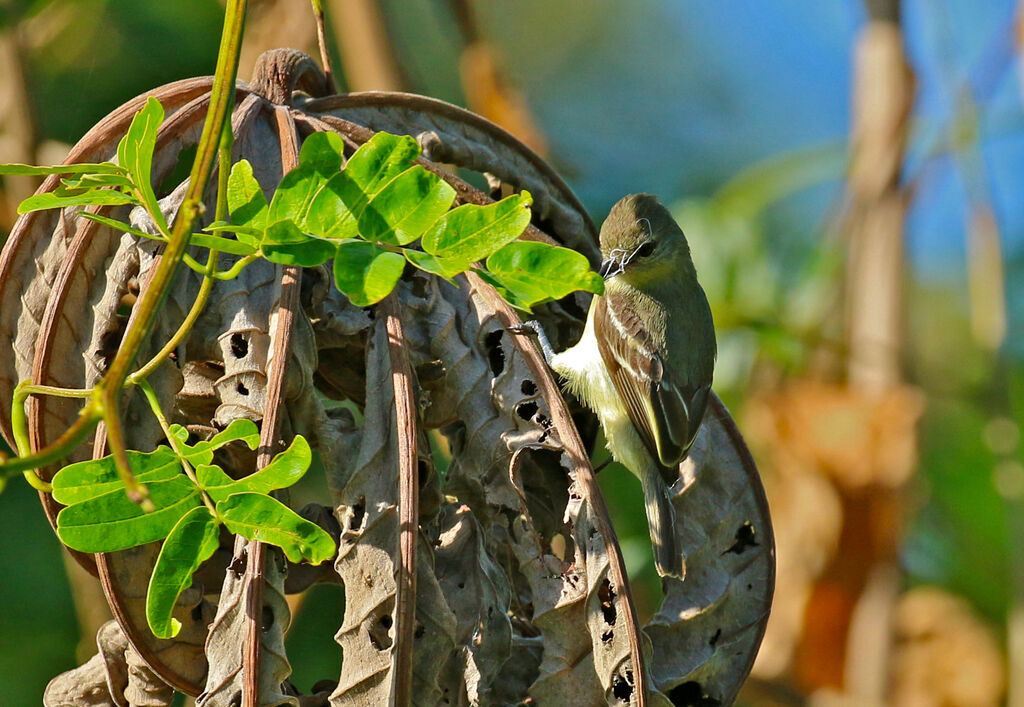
[519,194,716,578]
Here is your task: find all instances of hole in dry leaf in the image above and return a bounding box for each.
[414,624,425,639]
[349,497,366,531]
[411,273,430,299]
[516,401,539,421]
[418,459,430,486]
[191,603,204,622]
[230,333,248,358]
[612,673,633,702]
[457,581,465,589]
[484,329,505,376]
[521,379,537,396]
[601,629,614,643]
[709,628,721,647]
[228,695,241,707]
[368,612,393,650]
[668,681,721,706]
[598,579,617,625]
[262,605,274,631]
[229,551,247,576]
[723,521,758,555]
[236,381,249,396]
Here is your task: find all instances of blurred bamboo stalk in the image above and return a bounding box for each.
[237,0,321,88]
[327,0,405,92]
[844,15,914,393]
[795,0,917,698]
[0,23,38,231]
[967,206,1007,350]
[448,0,548,154]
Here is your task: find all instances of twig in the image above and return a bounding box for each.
[310,0,338,93]
[468,271,649,705]
[241,103,302,707]
[381,294,419,705]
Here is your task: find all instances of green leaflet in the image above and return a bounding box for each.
[61,174,134,190]
[57,476,201,553]
[117,96,166,232]
[189,232,257,256]
[484,241,604,307]
[226,160,268,243]
[217,492,336,564]
[421,192,533,264]
[198,436,312,503]
[18,190,137,214]
[77,212,165,241]
[262,219,338,267]
[298,131,346,176]
[314,132,424,240]
[52,447,182,505]
[333,240,406,306]
[173,418,261,465]
[0,162,126,176]
[146,506,220,638]
[402,249,464,283]
[358,166,456,246]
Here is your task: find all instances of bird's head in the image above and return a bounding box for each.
[598,193,695,288]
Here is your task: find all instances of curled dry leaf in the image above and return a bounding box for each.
[4,49,773,705]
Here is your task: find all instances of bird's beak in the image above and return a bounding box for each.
[599,252,625,279]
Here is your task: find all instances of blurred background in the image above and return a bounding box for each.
[0,0,1020,704]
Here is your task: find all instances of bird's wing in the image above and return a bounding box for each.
[594,294,708,468]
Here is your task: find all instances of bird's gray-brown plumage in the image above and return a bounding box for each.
[552,193,716,578]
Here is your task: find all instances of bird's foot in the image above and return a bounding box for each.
[509,319,556,366]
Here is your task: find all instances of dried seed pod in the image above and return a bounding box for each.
[3,48,775,705]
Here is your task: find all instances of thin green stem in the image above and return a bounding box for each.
[213,252,259,280]
[9,382,94,491]
[94,0,247,505]
[128,249,219,385]
[137,380,217,515]
[3,403,101,482]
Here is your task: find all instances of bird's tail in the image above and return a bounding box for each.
[641,469,684,579]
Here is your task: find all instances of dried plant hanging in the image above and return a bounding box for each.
[0,14,773,705]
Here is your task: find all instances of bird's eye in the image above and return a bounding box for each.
[636,241,655,258]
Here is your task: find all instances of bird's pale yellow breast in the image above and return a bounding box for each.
[551,303,657,478]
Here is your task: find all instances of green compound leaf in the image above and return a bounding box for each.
[146,506,220,639]
[217,492,336,564]
[189,232,258,256]
[421,191,533,263]
[57,476,201,553]
[358,166,456,246]
[18,189,138,214]
[117,96,166,232]
[199,436,312,503]
[52,447,182,505]
[484,241,605,307]
[77,212,166,242]
[333,239,406,306]
[262,219,338,267]
[226,159,269,241]
[298,131,346,176]
[0,162,126,176]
